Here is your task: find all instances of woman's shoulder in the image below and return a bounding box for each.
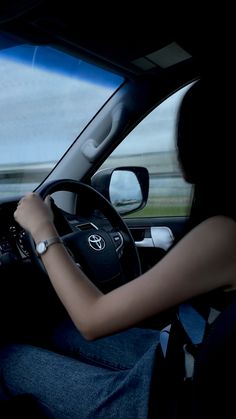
[188,215,236,263]
[200,214,236,227]
[192,215,236,290]
[167,214,236,293]
[193,215,236,241]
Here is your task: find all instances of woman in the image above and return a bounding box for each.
[0,79,236,418]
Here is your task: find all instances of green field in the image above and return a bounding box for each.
[126,198,191,218]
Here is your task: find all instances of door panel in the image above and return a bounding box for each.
[126,216,189,273]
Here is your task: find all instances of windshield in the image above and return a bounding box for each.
[0,34,123,197]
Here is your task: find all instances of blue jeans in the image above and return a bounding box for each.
[0,320,160,418]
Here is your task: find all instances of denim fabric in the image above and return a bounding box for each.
[52,319,160,370]
[0,325,160,419]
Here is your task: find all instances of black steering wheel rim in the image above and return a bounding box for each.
[28,179,141,292]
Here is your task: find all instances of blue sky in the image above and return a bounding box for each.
[0,40,190,166]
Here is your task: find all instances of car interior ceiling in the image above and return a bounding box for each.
[0,1,209,82]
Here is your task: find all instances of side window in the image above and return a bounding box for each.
[99,85,193,218]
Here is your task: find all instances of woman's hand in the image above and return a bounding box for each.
[14,193,54,240]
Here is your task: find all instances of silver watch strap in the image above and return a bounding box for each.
[45,236,62,247]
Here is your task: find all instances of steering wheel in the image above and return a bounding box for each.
[27,179,141,293]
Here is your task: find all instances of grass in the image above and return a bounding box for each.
[126,203,190,218]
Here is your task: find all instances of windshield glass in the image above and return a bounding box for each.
[0,34,123,197]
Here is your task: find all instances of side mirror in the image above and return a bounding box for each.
[91,166,149,215]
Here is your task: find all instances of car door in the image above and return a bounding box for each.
[95,84,194,274]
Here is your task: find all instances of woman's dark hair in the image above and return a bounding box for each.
[176,79,235,228]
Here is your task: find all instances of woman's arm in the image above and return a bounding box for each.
[14,193,236,340]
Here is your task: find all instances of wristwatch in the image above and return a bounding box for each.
[36,236,62,256]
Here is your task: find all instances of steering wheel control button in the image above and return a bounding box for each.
[36,236,62,256]
[111,232,123,251]
[88,234,105,251]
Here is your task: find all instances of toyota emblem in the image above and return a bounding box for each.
[88,234,106,251]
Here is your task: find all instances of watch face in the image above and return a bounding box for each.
[36,241,46,254]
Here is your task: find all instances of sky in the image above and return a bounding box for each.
[0,57,117,164]
[0,43,190,166]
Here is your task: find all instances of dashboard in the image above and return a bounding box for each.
[0,199,30,266]
[0,197,115,269]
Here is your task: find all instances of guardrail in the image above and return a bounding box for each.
[0,163,54,196]
[0,163,54,183]
[0,154,186,199]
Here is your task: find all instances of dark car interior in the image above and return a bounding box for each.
[0,1,235,418]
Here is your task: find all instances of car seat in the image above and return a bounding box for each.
[191,296,236,418]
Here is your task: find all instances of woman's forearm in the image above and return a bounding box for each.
[33,223,103,340]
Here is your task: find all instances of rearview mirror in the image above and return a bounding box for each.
[91,166,149,216]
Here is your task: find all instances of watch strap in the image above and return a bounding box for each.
[45,236,62,247]
[36,236,62,255]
